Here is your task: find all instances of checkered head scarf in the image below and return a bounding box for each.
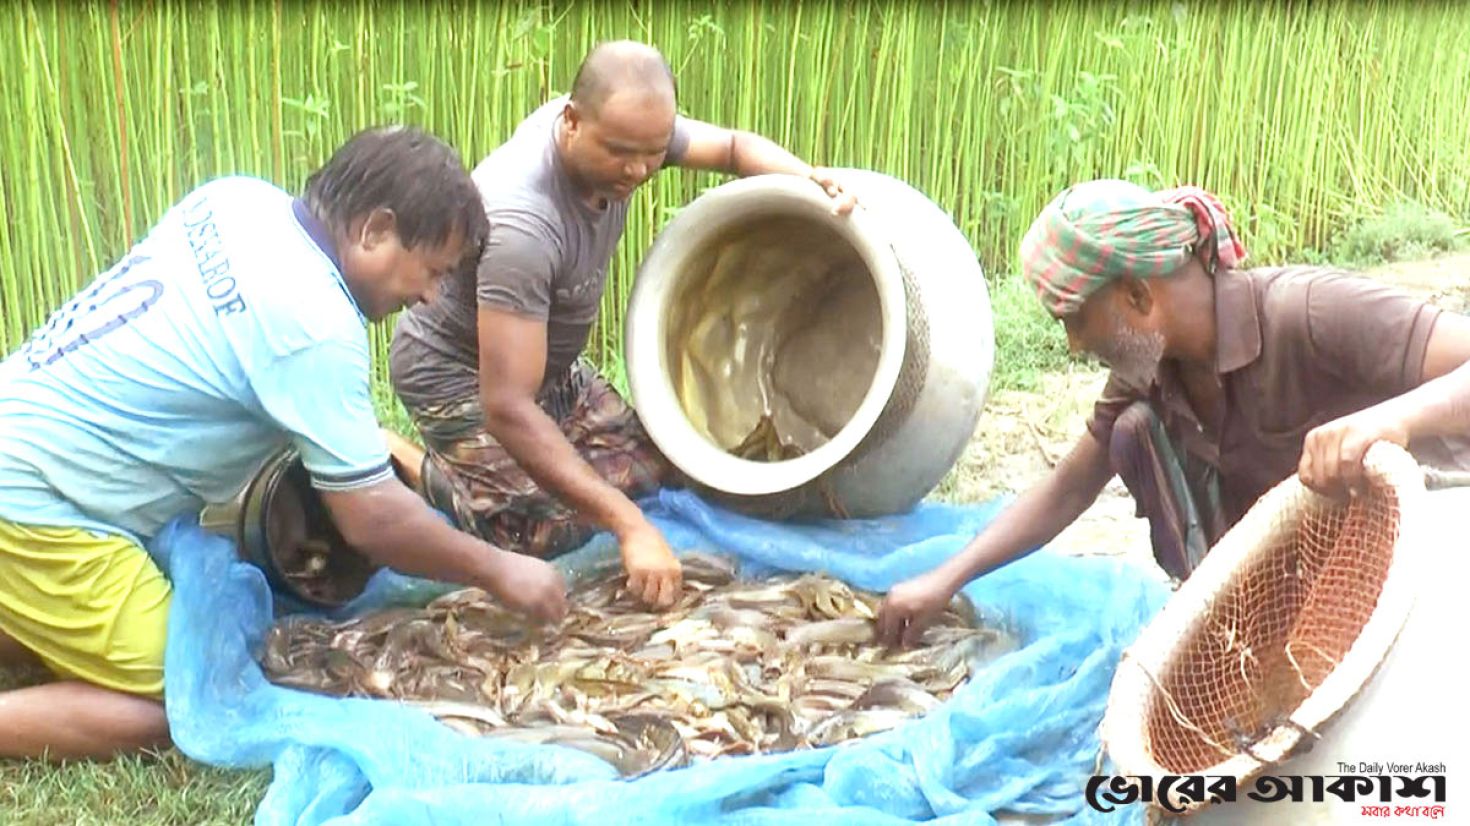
[1019,179,1247,318]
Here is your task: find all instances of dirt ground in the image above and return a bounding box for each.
[939,252,1470,585]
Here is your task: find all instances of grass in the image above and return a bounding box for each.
[986,273,1077,393]
[4,1,1470,374]
[1316,201,1470,268]
[371,381,420,442]
[0,751,265,826]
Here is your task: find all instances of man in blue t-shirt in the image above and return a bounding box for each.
[0,127,568,760]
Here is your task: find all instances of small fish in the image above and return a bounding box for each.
[696,603,777,630]
[646,618,716,649]
[805,708,914,747]
[720,584,803,610]
[789,574,856,619]
[803,655,916,683]
[609,713,689,776]
[849,678,942,715]
[678,552,739,587]
[406,699,510,729]
[731,414,803,462]
[790,694,851,722]
[800,678,869,701]
[261,554,1016,773]
[630,642,677,661]
[571,615,662,649]
[258,625,293,674]
[784,618,875,647]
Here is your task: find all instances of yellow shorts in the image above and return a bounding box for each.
[0,517,170,696]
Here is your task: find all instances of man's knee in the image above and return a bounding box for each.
[1107,401,1163,482]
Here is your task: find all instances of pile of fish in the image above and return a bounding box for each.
[258,552,1017,777]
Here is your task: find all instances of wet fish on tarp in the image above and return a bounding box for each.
[849,678,942,715]
[804,707,915,747]
[257,550,1017,777]
[783,617,876,647]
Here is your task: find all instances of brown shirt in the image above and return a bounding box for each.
[1088,265,1470,525]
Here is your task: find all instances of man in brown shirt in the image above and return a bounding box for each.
[1300,332,1470,494]
[876,178,1470,646]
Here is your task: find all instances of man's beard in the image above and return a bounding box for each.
[1097,307,1165,388]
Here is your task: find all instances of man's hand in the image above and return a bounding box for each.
[876,568,958,648]
[484,550,569,624]
[1298,408,1410,498]
[618,521,683,608]
[809,167,857,216]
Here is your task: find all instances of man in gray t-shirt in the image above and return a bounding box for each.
[388,41,853,608]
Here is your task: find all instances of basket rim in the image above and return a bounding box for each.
[1100,442,1428,804]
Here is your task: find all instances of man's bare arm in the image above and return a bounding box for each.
[476,306,682,606]
[673,119,854,214]
[321,478,566,623]
[877,431,1115,645]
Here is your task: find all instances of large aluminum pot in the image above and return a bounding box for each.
[199,446,383,609]
[624,170,993,519]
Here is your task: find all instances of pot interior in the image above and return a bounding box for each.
[663,214,883,463]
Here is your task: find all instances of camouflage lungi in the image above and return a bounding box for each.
[409,361,671,558]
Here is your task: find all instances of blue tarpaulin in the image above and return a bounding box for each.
[154,489,1166,825]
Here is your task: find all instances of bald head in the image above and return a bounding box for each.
[570,41,677,117]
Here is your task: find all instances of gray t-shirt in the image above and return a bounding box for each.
[390,97,690,411]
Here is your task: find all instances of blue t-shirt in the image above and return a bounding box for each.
[0,176,393,543]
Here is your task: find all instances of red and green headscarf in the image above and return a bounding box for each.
[1020,179,1248,318]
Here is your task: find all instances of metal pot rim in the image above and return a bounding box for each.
[625,173,907,496]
